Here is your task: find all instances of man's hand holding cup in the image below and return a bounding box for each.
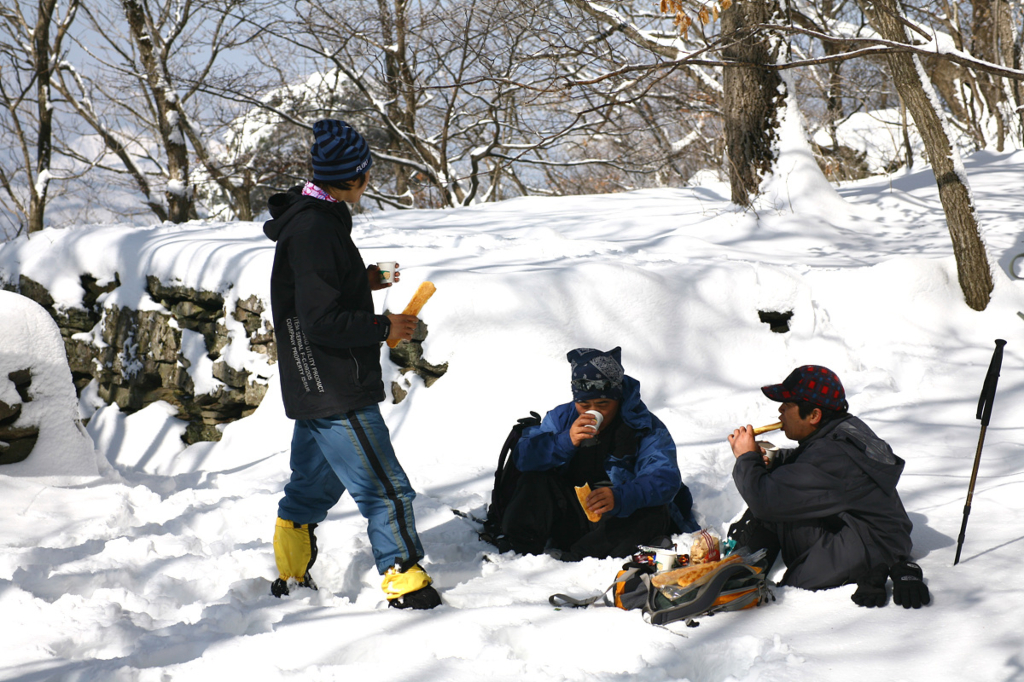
[570,409,603,447]
[369,261,399,291]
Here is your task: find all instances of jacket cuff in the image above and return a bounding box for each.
[377,314,392,342]
[609,485,624,516]
[555,429,576,455]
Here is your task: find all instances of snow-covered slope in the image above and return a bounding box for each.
[2,151,1023,681]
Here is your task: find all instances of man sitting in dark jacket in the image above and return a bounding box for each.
[727,365,930,608]
[501,347,698,560]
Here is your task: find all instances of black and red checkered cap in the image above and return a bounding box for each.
[761,365,848,411]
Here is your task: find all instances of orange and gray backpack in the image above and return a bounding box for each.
[550,554,773,627]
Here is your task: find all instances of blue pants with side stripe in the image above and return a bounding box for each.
[277,405,424,574]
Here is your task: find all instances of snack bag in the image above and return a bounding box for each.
[690,529,721,564]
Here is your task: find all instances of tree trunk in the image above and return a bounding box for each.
[1012,0,1024,147]
[28,0,58,234]
[971,0,1009,149]
[51,71,169,222]
[122,0,193,223]
[790,3,844,153]
[858,0,993,311]
[377,0,415,204]
[899,95,913,169]
[178,118,254,221]
[720,0,784,206]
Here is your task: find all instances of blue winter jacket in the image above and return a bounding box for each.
[514,375,692,530]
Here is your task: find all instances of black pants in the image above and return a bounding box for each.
[501,470,670,560]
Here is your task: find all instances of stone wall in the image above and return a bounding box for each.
[3,275,447,445]
[5,274,275,444]
[0,369,37,464]
[387,316,449,404]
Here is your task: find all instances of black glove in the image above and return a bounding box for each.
[851,563,889,607]
[890,560,930,609]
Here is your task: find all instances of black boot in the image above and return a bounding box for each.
[271,571,318,597]
[382,563,441,610]
[388,584,442,610]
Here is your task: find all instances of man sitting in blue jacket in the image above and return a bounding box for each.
[501,347,698,560]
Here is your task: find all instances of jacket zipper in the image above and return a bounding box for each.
[351,349,362,383]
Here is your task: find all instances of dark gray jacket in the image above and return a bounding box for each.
[732,415,913,590]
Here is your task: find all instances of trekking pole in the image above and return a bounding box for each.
[954,339,1007,565]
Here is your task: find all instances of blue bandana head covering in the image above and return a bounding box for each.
[310,119,373,183]
[567,347,624,402]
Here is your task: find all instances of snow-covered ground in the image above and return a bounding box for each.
[2,147,1024,681]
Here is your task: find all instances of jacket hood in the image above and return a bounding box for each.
[263,186,304,242]
[819,415,905,492]
[618,375,653,431]
[263,186,351,242]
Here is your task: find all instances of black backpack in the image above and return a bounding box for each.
[479,411,699,542]
[481,412,542,541]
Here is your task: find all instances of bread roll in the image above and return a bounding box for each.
[651,554,742,588]
[574,483,602,523]
[387,282,436,348]
[753,421,782,435]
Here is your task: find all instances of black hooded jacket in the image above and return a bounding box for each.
[733,414,913,590]
[263,186,390,419]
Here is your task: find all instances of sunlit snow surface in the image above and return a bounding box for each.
[2,150,1024,681]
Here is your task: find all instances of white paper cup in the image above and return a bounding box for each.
[654,549,678,573]
[757,440,779,466]
[584,409,604,432]
[377,261,396,284]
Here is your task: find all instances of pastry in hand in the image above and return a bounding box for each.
[574,483,602,523]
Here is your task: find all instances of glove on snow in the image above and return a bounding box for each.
[890,560,930,609]
[851,563,889,608]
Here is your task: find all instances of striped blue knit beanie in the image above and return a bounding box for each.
[310,119,373,183]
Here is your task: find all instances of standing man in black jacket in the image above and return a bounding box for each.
[727,366,930,608]
[263,119,440,609]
